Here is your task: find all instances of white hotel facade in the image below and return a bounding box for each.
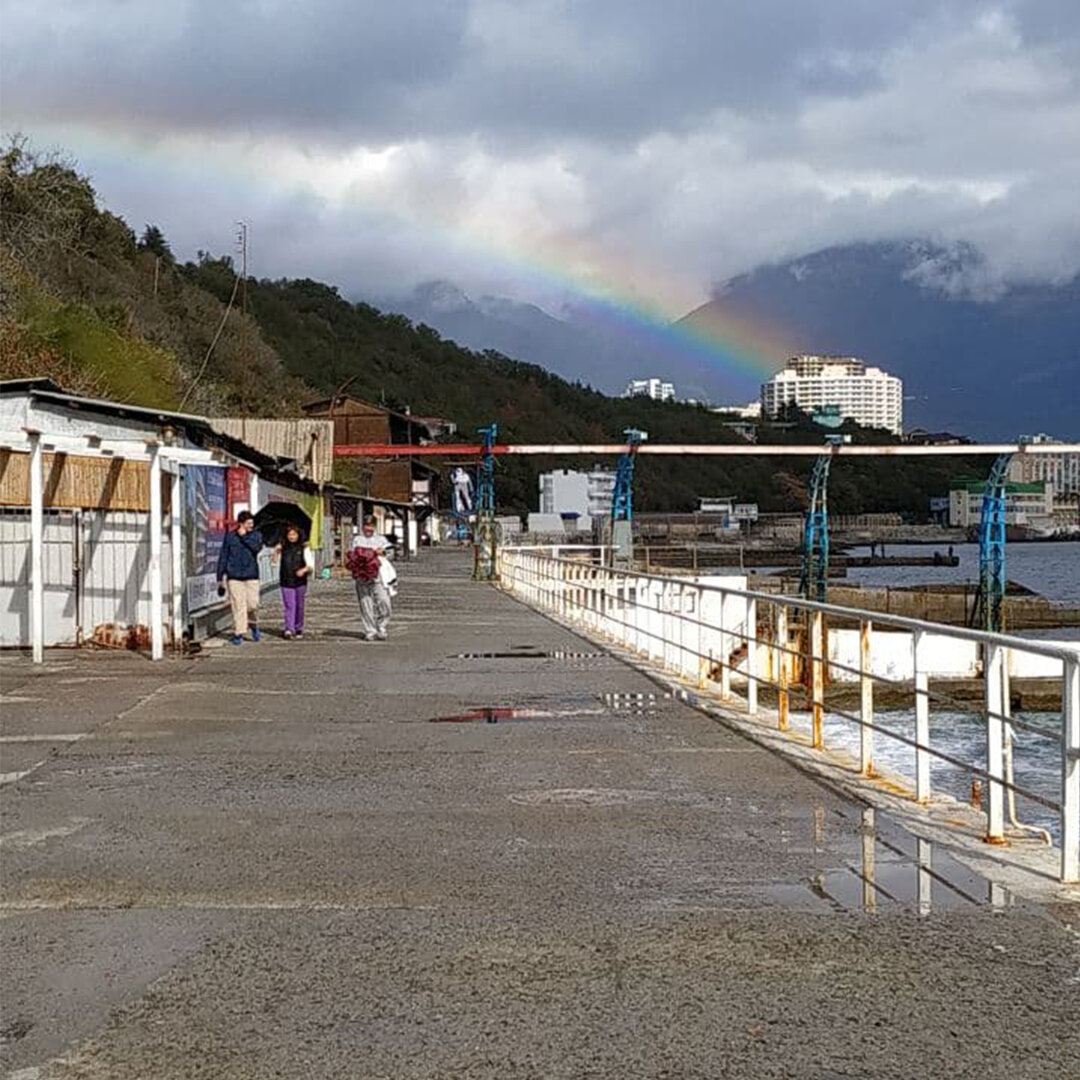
[761,355,903,434]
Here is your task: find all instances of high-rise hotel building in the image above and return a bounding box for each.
[760,355,903,434]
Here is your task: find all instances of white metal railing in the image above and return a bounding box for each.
[495,546,1080,884]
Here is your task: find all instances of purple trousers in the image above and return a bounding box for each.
[281,585,306,634]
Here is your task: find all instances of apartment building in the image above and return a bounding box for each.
[760,355,903,434]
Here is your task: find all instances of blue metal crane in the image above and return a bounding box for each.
[611,428,647,522]
[972,452,1012,632]
[800,454,832,602]
[610,428,646,565]
[473,423,498,580]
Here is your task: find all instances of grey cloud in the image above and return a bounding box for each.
[2,0,992,147]
[3,0,1079,305]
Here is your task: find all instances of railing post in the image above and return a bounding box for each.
[811,608,824,747]
[719,590,732,701]
[746,596,757,716]
[985,642,1006,843]
[696,587,707,690]
[913,628,930,803]
[860,619,874,777]
[776,605,789,731]
[1062,657,1080,883]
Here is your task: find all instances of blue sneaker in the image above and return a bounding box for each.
[250,627,262,642]
[229,635,243,646]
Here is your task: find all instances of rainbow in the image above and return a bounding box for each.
[59,127,794,392]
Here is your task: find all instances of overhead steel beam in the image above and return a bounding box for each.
[334,442,1080,458]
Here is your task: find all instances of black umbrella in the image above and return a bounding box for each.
[253,501,312,545]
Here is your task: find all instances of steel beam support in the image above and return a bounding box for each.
[28,431,44,664]
[149,445,164,661]
[170,467,184,648]
[800,455,831,603]
[974,452,1012,633]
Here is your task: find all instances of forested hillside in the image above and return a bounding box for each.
[1,142,976,515]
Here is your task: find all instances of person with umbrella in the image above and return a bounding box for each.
[253,503,316,640]
[278,523,314,639]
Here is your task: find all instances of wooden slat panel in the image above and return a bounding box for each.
[0,450,150,510]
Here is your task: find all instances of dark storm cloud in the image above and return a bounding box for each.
[0,0,1000,147]
[3,0,1079,302]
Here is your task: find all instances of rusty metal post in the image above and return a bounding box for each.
[746,596,758,715]
[719,591,732,702]
[860,618,874,776]
[811,608,825,747]
[777,605,789,731]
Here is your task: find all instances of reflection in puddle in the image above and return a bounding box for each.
[807,806,1017,915]
[452,650,605,660]
[428,691,687,723]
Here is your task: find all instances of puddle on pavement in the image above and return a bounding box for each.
[800,806,1018,916]
[451,649,605,660]
[428,690,688,723]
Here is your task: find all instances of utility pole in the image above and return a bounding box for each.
[237,221,249,366]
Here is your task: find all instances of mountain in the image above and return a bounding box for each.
[681,242,1080,440]
[379,281,693,398]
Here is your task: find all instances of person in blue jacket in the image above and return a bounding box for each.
[215,510,265,645]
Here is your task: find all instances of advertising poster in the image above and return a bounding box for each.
[184,465,228,613]
[226,467,251,520]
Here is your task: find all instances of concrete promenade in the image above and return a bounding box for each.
[2,550,1077,1078]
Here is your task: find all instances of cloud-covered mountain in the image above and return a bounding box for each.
[681,241,1080,440]
[375,281,660,395]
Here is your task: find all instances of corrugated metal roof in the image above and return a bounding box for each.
[209,418,334,484]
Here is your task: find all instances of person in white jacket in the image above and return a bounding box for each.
[349,516,393,640]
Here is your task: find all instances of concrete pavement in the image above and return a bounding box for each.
[1,549,1078,1078]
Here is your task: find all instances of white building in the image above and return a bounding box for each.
[528,467,616,534]
[624,377,675,402]
[948,480,1053,528]
[1013,434,1080,496]
[0,378,332,658]
[760,355,903,435]
[538,468,615,517]
[711,401,761,420]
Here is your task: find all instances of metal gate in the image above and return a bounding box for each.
[0,508,175,649]
[0,509,78,647]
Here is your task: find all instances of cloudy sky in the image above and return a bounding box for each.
[3,0,1079,316]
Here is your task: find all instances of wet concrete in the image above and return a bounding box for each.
[1,549,1078,1079]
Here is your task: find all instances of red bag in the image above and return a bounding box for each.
[346,546,380,581]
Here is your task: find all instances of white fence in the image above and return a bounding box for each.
[496,546,1080,884]
[0,509,176,648]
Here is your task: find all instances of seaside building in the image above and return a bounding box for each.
[947,478,1053,528]
[1012,434,1080,497]
[527,467,616,534]
[624,378,675,402]
[711,401,761,420]
[760,355,903,434]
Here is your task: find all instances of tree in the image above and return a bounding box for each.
[138,224,173,261]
